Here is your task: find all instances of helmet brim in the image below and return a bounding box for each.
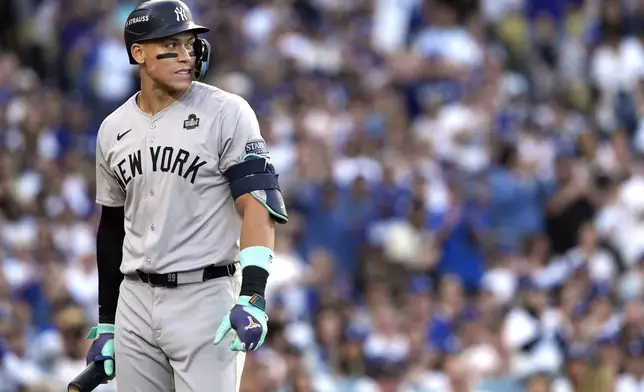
[132,22,210,44]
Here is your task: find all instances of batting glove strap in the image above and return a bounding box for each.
[241,293,266,311]
[86,323,115,340]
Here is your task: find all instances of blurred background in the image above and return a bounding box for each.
[3,0,644,391]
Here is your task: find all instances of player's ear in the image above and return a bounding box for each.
[131,43,145,65]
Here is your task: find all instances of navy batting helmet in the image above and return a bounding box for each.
[124,0,211,80]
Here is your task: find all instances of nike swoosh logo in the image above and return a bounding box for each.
[117,129,132,141]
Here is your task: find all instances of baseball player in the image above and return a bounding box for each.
[85,1,288,391]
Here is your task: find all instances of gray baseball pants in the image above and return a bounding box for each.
[113,269,245,392]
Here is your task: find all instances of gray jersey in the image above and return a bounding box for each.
[95,82,266,274]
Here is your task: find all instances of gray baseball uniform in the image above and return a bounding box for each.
[95,82,266,391]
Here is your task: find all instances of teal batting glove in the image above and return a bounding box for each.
[213,294,268,352]
[85,323,115,379]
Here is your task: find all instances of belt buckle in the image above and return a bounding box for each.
[137,271,156,287]
[137,270,166,288]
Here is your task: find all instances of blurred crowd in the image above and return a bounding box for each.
[3,0,644,391]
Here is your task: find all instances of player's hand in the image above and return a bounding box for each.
[85,323,116,381]
[213,295,268,352]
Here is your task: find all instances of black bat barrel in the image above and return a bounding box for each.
[68,362,109,392]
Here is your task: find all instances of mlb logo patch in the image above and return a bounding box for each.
[183,114,200,130]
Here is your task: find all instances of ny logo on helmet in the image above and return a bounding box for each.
[174,6,187,21]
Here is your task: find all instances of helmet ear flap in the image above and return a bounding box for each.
[193,38,211,81]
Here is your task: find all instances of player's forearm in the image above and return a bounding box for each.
[239,195,275,250]
[96,206,126,324]
[237,194,275,297]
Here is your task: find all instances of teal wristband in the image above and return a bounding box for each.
[239,246,274,274]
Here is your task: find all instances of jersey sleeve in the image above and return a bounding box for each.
[95,128,126,207]
[218,95,268,173]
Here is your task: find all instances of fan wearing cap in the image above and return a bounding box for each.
[85,0,288,391]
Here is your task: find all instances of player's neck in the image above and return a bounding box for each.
[138,79,189,116]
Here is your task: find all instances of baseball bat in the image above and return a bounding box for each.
[68,361,110,392]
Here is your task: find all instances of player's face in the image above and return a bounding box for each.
[142,32,196,93]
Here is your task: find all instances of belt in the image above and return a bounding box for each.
[132,264,236,288]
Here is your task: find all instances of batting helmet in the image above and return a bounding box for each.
[124,0,211,80]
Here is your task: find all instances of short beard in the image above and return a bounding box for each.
[142,66,191,97]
